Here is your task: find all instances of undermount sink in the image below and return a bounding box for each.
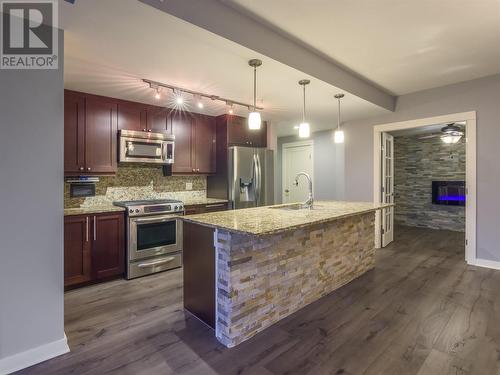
[269,203,321,211]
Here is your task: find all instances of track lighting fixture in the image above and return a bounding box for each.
[143,78,263,116]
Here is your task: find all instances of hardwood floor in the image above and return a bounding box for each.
[18,226,500,375]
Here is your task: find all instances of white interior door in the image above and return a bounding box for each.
[381,132,394,246]
[282,142,313,204]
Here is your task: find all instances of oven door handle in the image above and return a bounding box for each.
[134,216,178,224]
[137,257,176,268]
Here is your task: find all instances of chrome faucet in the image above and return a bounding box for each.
[294,172,314,209]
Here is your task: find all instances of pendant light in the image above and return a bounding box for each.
[298,79,311,138]
[248,59,262,130]
[334,93,345,143]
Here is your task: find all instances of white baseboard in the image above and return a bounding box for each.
[471,258,500,271]
[0,334,69,375]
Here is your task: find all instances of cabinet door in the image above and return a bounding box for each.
[147,106,170,133]
[250,121,267,148]
[172,111,195,173]
[194,114,216,174]
[85,96,118,174]
[64,91,86,174]
[117,101,147,132]
[227,115,267,147]
[91,213,125,279]
[64,215,92,287]
[184,205,206,215]
[227,115,250,146]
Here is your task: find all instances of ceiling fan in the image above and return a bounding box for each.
[418,123,464,144]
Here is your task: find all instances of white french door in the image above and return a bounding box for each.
[381,132,394,246]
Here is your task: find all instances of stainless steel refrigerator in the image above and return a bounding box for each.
[228,147,274,209]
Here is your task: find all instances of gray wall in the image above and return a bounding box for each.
[394,134,465,232]
[277,130,344,204]
[0,31,65,364]
[343,74,500,261]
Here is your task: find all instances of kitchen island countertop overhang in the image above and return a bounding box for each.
[181,201,393,348]
[181,201,393,236]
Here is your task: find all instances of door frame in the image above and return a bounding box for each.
[372,111,477,265]
[282,140,314,203]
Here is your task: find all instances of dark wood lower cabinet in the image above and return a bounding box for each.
[64,215,92,286]
[92,213,125,280]
[64,212,125,288]
[184,202,229,215]
[183,222,216,328]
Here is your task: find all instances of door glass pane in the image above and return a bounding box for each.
[137,221,176,250]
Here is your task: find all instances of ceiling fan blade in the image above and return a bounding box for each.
[418,134,440,139]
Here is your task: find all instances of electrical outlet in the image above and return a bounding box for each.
[186,182,193,191]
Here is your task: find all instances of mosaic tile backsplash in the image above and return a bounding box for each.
[394,134,465,232]
[64,166,207,208]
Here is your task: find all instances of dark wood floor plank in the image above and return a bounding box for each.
[16,226,500,375]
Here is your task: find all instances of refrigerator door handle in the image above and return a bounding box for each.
[255,152,262,206]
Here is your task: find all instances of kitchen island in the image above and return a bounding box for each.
[181,201,392,348]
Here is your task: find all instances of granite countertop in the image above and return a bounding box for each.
[64,206,126,216]
[181,201,394,235]
[182,198,229,206]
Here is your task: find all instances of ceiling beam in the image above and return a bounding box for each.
[138,0,396,111]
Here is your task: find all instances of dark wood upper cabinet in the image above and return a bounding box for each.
[171,111,195,174]
[91,213,125,280]
[65,90,118,175]
[171,112,216,174]
[64,215,92,287]
[85,95,118,174]
[225,114,267,148]
[117,100,148,132]
[64,89,218,176]
[146,106,170,134]
[64,212,125,288]
[64,91,86,174]
[193,114,216,174]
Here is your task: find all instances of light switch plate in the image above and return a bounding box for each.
[186,182,193,191]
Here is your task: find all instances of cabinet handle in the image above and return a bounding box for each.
[148,129,152,132]
[143,128,147,131]
[196,168,200,172]
[93,216,96,241]
[192,168,195,172]
[137,257,175,268]
[79,167,84,171]
[85,217,89,242]
[87,167,91,171]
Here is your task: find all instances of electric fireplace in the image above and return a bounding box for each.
[432,181,465,206]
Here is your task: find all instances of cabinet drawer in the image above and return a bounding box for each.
[204,203,228,212]
[128,253,182,279]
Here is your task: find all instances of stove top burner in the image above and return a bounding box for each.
[113,199,184,217]
[113,199,182,207]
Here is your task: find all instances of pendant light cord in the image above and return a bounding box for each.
[253,66,257,111]
[337,97,341,130]
[302,84,306,122]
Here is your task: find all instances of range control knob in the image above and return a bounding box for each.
[135,209,140,213]
[129,209,133,213]
[174,205,179,211]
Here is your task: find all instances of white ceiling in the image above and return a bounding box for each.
[226,0,500,95]
[60,0,388,137]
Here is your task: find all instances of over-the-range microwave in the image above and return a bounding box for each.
[119,129,175,165]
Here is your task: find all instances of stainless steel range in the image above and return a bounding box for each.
[113,199,184,279]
